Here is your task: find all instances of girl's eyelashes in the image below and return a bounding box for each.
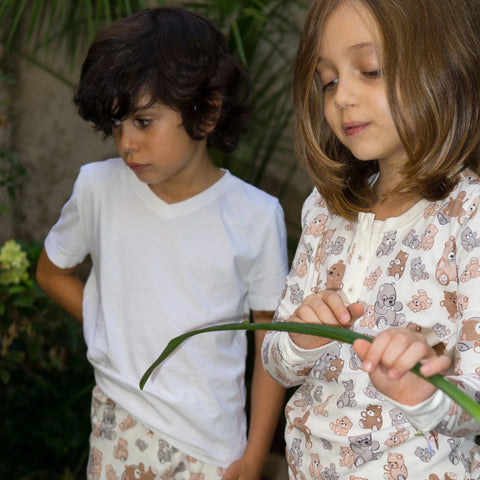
[321,69,382,92]
[362,69,382,79]
[322,78,338,92]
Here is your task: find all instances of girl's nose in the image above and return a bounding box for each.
[334,78,358,109]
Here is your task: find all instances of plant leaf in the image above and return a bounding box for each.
[139,321,480,425]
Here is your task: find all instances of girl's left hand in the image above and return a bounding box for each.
[353,328,452,406]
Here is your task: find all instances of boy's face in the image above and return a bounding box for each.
[316,2,405,170]
[112,96,211,201]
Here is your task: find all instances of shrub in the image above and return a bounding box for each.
[0,238,93,479]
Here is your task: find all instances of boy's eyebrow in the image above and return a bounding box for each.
[133,104,157,114]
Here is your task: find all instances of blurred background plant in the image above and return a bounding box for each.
[1,0,308,243]
[0,0,307,478]
[0,145,92,479]
[0,236,93,480]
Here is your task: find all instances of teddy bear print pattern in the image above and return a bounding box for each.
[87,386,227,480]
[263,170,480,480]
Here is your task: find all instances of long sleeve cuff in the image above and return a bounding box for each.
[388,389,451,432]
[278,333,332,364]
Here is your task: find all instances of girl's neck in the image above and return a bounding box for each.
[371,167,420,220]
[371,196,419,221]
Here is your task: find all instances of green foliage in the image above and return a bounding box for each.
[0,150,27,209]
[184,0,306,190]
[0,0,153,56]
[0,239,93,478]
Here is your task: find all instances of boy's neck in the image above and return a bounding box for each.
[149,162,224,204]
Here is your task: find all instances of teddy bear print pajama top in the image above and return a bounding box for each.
[263,169,480,480]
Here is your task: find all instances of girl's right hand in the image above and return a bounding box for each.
[288,290,364,350]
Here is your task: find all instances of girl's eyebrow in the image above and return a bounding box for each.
[318,42,378,65]
[348,42,377,52]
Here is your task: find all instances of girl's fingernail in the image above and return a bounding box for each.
[389,368,400,380]
[421,365,431,376]
[362,361,372,372]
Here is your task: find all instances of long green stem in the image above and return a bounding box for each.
[139,322,480,425]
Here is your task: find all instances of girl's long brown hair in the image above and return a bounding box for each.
[294,0,480,220]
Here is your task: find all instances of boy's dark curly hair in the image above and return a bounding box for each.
[74,7,251,154]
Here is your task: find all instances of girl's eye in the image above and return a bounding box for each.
[112,119,121,128]
[362,69,381,79]
[322,78,338,92]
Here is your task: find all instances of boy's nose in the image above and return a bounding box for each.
[115,124,139,153]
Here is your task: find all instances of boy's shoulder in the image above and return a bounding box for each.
[75,158,124,191]
[79,157,123,176]
[225,171,280,206]
[215,172,283,225]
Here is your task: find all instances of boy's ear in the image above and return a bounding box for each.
[203,95,222,133]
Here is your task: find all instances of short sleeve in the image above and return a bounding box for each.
[44,169,90,268]
[248,201,288,311]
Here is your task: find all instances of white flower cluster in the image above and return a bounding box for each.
[0,239,30,285]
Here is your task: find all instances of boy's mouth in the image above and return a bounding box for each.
[127,163,148,172]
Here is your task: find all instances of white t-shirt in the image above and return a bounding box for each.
[45,158,288,466]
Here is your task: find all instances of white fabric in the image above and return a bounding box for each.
[45,158,288,466]
[263,169,480,479]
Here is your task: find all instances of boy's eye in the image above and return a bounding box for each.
[136,118,152,127]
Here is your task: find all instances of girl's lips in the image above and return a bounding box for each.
[342,122,369,136]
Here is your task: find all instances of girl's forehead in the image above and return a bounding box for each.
[319,2,381,57]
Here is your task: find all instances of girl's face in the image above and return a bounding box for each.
[317,1,406,169]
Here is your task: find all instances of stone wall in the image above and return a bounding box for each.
[0,38,116,242]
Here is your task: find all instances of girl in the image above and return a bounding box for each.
[262,0,480,478]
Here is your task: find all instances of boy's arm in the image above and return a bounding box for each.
[36,248,84,323]
[223,310,286,480]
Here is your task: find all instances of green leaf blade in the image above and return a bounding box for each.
[139,321,480,425]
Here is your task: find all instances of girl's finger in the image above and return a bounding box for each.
[386,340,435,379]
[419,354,452,377]
[314,290,353,325]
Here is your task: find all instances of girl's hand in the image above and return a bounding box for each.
[353,328,452,406]
[289,290,364,349]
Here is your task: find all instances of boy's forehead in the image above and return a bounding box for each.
[133,94,157,112]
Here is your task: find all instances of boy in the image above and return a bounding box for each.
[36,7,288,479]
